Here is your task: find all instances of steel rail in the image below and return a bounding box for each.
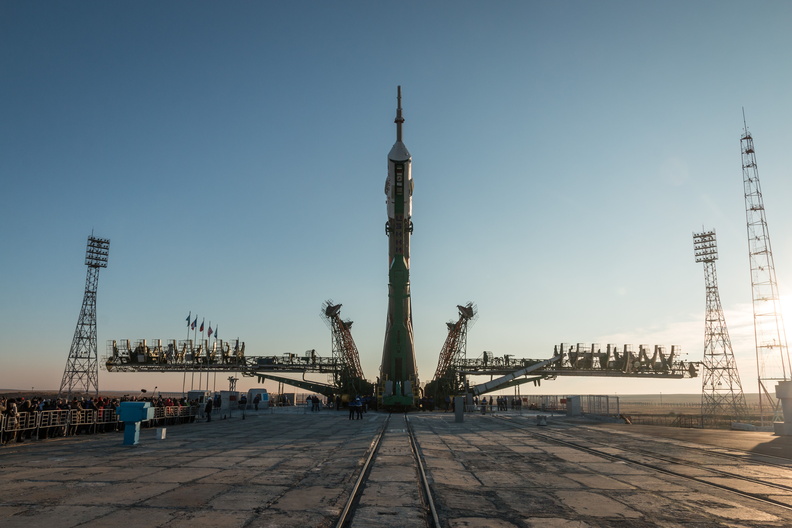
[335,414,391,528]
[496,416,792,512]
[405,414,441,528]
[533,422,792,489]
[566,422,792,469]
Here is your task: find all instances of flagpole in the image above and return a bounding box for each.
[213,324,219,394]
[199,318,206,390]
[191,315,198,390]
[183,312,191,396]
[206,320,212,393]
[198,318,202,390]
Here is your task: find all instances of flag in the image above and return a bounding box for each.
[208,325,213,338]
[199,319,205,333]
[191,316,197,330]
[215,325,218,339]
[186,312,191,327]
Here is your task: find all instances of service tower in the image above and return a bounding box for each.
[379,86,419,408]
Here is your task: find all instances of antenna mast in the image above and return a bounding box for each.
[693,229,748,425]
[741,119,791,424]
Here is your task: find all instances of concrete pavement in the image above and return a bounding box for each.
[1,409,791,527]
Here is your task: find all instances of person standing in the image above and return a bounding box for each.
[204,397,213,422]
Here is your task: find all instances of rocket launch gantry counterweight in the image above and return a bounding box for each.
[379,86,419,408]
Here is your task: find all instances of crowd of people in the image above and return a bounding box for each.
[2,389,533,444]
[471,395,518,412]
[0,394,199,444]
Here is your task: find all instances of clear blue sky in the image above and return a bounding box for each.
[3,1,792,395]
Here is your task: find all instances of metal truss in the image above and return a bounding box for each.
[458,343,699,379]
[103,339,340,374]
[694,229,748,423]
[321,301,365,382]
[59,236,110,398]
[432,302,476,381]
[741,122,791,423]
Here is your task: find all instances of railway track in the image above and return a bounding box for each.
[497,415,792,512]
[336,414,440,528]
[565,422,792,469]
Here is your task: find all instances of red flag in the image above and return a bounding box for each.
[199,319,205,332]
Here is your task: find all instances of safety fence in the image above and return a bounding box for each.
[1,406,197,445]
[458,395,623,418]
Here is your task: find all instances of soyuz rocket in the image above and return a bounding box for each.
[380,86,419,407]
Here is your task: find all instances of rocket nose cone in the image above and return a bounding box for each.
[388,141,411,162]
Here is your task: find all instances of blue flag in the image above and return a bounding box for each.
[191,316,197,330]
[186,311,191,327]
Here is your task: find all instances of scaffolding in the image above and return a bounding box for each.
[741,119,791,423]
[424,303,477,401]
[321,300,368,395]
[693,229,747,424]
[433,302,477,381]
[59,235,110,398]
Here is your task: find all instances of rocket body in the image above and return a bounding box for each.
[380,86,418,407]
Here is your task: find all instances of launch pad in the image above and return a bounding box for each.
[101,87,701,408]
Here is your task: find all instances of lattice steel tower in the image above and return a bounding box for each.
[693,229,747,424]
[321,300,367,395]
[741,118,791,422]
[59,235,110,397]
[432,303,477,383]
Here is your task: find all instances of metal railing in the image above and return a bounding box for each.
[1,406,197,445]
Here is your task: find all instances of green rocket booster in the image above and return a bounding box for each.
[380,86,418,407]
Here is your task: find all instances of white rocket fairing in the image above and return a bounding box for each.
[383,86,414,265]
[385,132,412,219]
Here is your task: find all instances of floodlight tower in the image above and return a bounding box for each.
[741,118,792,423]
[693,229,747,424]
[59,235,110,397]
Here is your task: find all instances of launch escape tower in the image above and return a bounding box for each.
[693,230,748,424]
[379,86,419,408]
[59,235,110,397]
[741,119,792,423]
